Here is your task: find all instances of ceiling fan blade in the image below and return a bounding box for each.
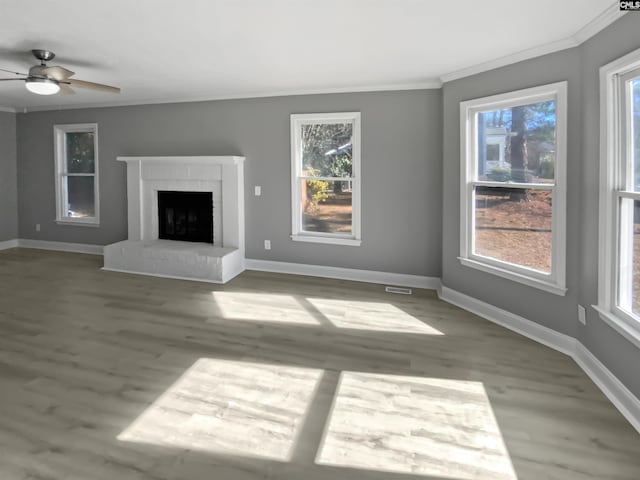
[68,78,120,94]
[58,83,75,95]
[0,78,25,81]
[0,67,27,76]
[41,66,74,81]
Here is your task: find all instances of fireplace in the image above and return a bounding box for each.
[103,156,245,283]
[158,191,213,243]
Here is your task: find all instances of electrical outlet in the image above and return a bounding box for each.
[254,185,261,196]
[264,240,271,250]
[35,224,40,232]
[578,305,587,325]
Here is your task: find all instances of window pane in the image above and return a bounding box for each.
[476,100,556,184]
[474,187,551,273]
[66,176,95,218]
[300,123,353,177]
[632,78,640,192]
[66,132,95,173]
[301,179,352,234]
[617,198,640,316]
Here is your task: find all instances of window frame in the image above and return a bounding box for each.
[596,48,640,348]
[459,82,568,295]
[290,112,361,246]
[53,123,100,227]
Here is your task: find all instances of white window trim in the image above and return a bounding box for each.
[596,47,640,348]
[459,82,568,296]
[53,123,100,226]
[290,112,361,246]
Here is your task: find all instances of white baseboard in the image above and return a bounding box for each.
[17,239,104,255]
[101,267,223,284]
[439,286,576,356]
[4,240,640,433]
[245,258,441,290]
[0,239,19,250]
[574,343,640,434]
[438,285,640,435]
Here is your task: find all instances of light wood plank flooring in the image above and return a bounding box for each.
[0,248,639,480]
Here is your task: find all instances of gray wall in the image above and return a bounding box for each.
[442,13,640,398]
[578,14,640,397]
[442,47,582,337]
[16,90,443,277]
[12,12,640,403]
[0,111,17,241]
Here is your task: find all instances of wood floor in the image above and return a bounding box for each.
[0,248,639,480]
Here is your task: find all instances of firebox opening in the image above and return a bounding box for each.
[158,191,213,244]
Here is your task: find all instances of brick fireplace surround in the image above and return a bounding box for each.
[103,156,245,283]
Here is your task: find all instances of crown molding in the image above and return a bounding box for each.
[440,37,579,84]
[3,3,625,109]
[573,2,627,44]
[14,80,442,113]
[441,2,626,84]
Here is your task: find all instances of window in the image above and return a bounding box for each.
[597,48,640,346]
[54,123,99,226]
[290,112,361,246]
[459,83,567,295]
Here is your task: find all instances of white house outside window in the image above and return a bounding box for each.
[596,47,640,348]
[290,112,361,246]
[54,123,99,226]
[459,82,567,295]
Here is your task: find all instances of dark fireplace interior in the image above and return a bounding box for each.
[158,191,213,243]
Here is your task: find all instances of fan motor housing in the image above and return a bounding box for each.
[28,65,48,77]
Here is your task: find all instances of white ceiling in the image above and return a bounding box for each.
[0,0,620,111]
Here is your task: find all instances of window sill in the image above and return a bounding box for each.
[458,256,567,296]
[55,219,100,228]
[592,305,640,350]
[290,234,361,246]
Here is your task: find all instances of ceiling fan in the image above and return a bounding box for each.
[0,49,120,96]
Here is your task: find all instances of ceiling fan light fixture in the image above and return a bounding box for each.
[25,77,60,95]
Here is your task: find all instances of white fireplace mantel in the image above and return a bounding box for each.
[103,155,246,283]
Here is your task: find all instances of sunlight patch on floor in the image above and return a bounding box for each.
[305,298,444,334]
[212,292,320,325]
[118,358,323,461]
[316,373,516,479]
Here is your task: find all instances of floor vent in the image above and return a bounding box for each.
[385,286,412,295]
